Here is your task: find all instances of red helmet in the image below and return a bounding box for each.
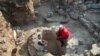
[57,25,70,40]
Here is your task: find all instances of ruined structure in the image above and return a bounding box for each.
[0,0,100,56]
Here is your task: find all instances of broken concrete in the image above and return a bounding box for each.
[0,0,100,56]
[90,43,100,56]
[0,11,16,56]
[27,27,67,56]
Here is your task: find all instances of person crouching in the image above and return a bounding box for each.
[56,25,70,47]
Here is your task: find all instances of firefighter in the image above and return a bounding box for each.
[56,25,70,47]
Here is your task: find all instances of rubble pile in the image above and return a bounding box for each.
[0,0,36,26]
[0,0,100,56]
[64,0,100,41]
[0,11,16,56]
[27,27,66,56]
